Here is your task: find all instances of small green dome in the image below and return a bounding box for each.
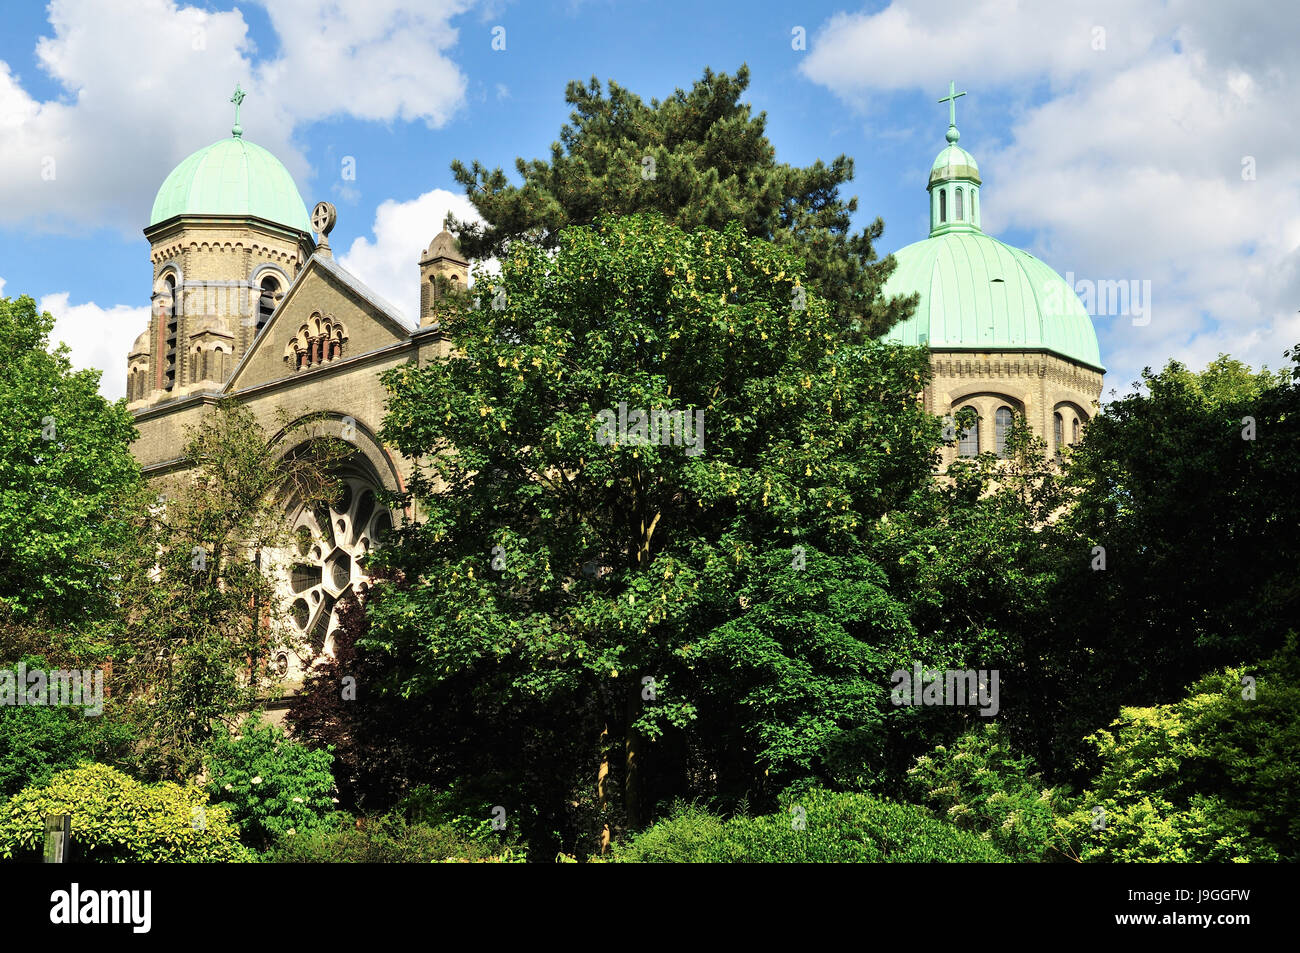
[930,144,980,186]
[882,231,1104,372]
[150,136,311,232]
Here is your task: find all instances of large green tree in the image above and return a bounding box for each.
[447,65,914,338]
[369,213,940,851]
[1032,352,1300,776]
[0,295,141,626]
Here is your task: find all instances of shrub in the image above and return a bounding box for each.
[907,723,1070,861]
[0,657,137,799]
[0,763,251,862]
[205,716,338,849]
[616,789,1009,862]
[1060,641,1300,863]
[398,782,530,850]
[266,814,521,863]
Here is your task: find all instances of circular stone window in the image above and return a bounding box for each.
[276,473,395,660]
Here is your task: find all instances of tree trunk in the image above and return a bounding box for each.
[597,721,611,855]
[624,677,642,831]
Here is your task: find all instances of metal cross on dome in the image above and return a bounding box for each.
[230,84,245,138]
[939,80,966,128]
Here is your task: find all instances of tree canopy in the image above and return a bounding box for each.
[448,65,914,338]
[0,295,141,626]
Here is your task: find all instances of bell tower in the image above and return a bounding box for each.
[419,229,469,328]
[128,86,315,407]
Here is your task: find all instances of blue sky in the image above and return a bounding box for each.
[1,0,1296,400]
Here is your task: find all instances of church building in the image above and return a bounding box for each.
[880,83,1104,460]
[122,84,1103,683]
[125,88,465,684]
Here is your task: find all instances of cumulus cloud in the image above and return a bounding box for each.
[339,188,484,323]
[801,0,1161,98]
[0,0,474,234]
[40,292,148,401]
[802,0,1300,391]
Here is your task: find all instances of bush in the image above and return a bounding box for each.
[907,723,1070,861]
[1060,641,1300,863]
[266,814,522,863]
[0,763,251,862]
[615,789,1009,862]
[0,657,137,799]
[205,716,338,849]
[398,782,530,851]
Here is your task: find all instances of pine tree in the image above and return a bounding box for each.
[448,65,915,339]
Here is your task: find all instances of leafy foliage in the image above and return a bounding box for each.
[614,789,1008,862]
[0,763,251,862]
[0,657,137,800]
[448,66,914,337]
[1060,640,1300,863]
[908,723,1070,861]
[0,295,141,625]
[372,212,941,848]
[266,813,519,863]
[1036,351,1300,774]
[106,401,346,780]
[205,716,339,849]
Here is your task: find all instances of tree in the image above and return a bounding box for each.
[107,401,347,780]
[447,66,914,338]
[0,294,141,625]
[1034,351,1300,777]
[370,213,940,851]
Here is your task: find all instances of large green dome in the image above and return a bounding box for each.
[882,85,1103,373]
[149,136,311,232]
[882,232,1104,372]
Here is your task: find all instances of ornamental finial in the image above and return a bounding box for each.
[230,84,246,138]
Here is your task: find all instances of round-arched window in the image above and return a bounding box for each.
[994,406,1014,457]
[957,406,979,457]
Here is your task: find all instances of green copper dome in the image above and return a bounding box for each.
[930,143,981,186]
[882,81,1103,372]
[882,232,1104,371]
[149,136,311,233]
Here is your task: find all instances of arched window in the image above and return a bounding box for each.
[218,347,228,381]
[955,187,964,221]
[939,189,947,223]
[257,276,279,333]
[163,275,177,391]
[1054,412,1064,459]
[1072,417,1081,445]
[957,406,979,457]
[199,347,208,382]
[994,406,1014,457]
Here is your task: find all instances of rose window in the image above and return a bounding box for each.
[277,475,393,672]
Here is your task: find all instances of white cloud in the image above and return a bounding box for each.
[0,0,475,234]
[802,0,1300,390]
[254,0,472,127]
[339,188,483,323]
[40,292,148,401]
[801,0,1163,98]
